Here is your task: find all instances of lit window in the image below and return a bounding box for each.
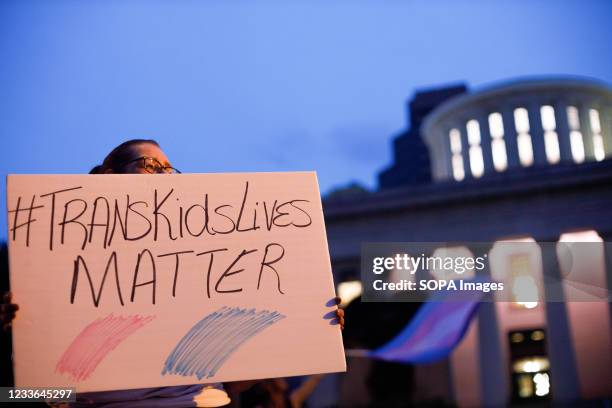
[449,128,465,181]
[589,109,605,161]
[466,119,484,177]
[518,374,534,398]
[513,277,539,309]
[452,156,465,181]
[513,357,550,373]
[512,357,551,398]
[540,105,560,164]
[567,106,585,163]
[337,281,362,307]
[509,254,539,309]
[534,373,550,397]
[514,108,534,166]
[488,112,508,171]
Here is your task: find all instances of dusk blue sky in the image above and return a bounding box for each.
[2,0,612,240]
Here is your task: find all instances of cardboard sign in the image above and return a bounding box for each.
[6,172,345,392]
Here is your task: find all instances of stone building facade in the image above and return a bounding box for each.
[324,77,612,407]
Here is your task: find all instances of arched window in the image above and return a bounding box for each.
[567,106,585,163]
[589,109,605,162]
[540,105,560,164]
[466,119,484,178]
[488,112,508,171]
[449,128,465,181]
[490,238,541,309]
[514,108,534,166]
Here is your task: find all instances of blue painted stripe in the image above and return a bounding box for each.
[162,307,286,379]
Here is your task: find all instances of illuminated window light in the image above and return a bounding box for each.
[540,105,560,164]
[488,112,507,171]
[450,128,462,153]
[452,156,465,181]
[508,254,539,309]
[589,108,602,133]
[512,357,550,374]
[466,120,484,178]
[512,276,539,309]
[511,332,525,343]
[534,373,550,397]
[593,135,605,162]
[590,109,605,161]
[567,106,580,129]
[337,281,362,307]
[469,147,484,177]
[489,112,504,138]
[518,374,534,398]
[514,108,534,166]
[514,107,530,133]
[517,301,538,309]
[449,128,465,181]
[540,105,556,130]
[570,131,585,163]
[531,330,545,341]
[567,106,585,163]
[543,132,560,164]
[467,119,481,145]
[524,361,542,373]
[491,140,507,171]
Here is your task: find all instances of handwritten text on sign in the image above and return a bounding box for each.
[7,173,345,391]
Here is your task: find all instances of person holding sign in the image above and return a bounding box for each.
[1,292,18,332]
[2,139,345,407]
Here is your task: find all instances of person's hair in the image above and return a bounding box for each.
[89,139,160,174]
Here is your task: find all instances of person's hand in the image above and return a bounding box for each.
[334,296,345,331]
[1,292,19,332]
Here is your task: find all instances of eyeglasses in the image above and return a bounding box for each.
[118,156,181,174]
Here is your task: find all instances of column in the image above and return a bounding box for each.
[579,104,595,161]
[473,243,508,407]
[553,101,574,163]
[440,126,454,181]
[444,126,458,180]
[539,241,581,405]
[478,112,495,174]
[412,244,435,303]
[599,232,612,335]
[501,106,520,169]
[527,103,548,166]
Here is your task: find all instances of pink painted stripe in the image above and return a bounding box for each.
[55,314,154,382]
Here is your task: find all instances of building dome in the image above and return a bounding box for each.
[421,77,612,182]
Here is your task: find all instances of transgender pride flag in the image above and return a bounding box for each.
[366,278,487,364]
